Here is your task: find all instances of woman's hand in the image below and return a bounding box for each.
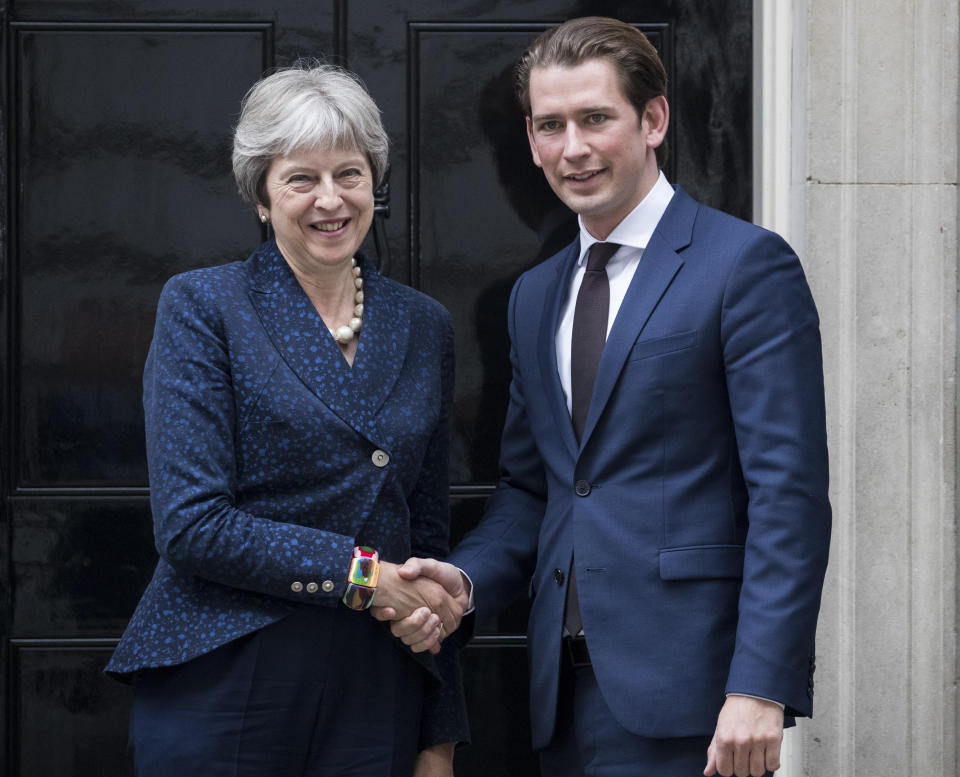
[372,558,471,653]
[374,561,465,639]
[414,743,455,777]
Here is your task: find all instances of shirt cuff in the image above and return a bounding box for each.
[456,567,475,614]
[726,693,785,710]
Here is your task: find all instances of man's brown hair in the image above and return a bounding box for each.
[515,16,669,168]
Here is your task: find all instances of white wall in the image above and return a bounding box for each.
[765,0,959,774]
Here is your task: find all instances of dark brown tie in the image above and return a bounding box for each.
[565,241,619,635]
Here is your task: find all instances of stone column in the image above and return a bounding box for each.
[796,0,958,774]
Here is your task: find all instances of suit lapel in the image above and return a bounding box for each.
[537,240,581,460]
[246,243,407,443]
[580,188,696,447]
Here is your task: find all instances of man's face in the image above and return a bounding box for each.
[525,58,666,240]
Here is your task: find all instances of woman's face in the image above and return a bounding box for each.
[261,146,374,276]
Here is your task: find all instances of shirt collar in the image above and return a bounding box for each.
[576,171,675,265]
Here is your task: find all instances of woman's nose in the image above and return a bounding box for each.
[313,181,342,210]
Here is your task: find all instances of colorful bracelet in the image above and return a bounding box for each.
[342,546,380,610]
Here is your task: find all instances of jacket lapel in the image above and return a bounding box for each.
[579,187,696,447]
[537,240,581,461]
[246,242,407,443]
[350,265,411,424]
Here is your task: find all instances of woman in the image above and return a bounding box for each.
[106,62,468,776]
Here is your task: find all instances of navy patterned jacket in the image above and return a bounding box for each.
[106,240,468,747]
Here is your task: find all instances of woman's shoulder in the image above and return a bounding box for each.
[371,268,451,325]
[162,258,248,296]
[152,259,254,334]
[156,247,265,315]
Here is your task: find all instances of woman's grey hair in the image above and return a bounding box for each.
[232,60,389,207]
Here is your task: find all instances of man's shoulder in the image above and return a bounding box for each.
[674,188,787,248]
[646,190,793,279]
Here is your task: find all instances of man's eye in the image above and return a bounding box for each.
[587,113,606,124]
[539,120,560,132]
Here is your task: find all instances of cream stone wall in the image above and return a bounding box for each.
[776,0,958,774]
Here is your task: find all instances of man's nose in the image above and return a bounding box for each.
[562,125,590,159]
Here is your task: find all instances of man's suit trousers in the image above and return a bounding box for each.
[540,654,774,777]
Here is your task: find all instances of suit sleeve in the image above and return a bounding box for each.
[144,275,354,605]
[720,230,831,716]
[406,311,470,748]
[448,274,547,626]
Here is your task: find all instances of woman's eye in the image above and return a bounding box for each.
[340,168,362,178]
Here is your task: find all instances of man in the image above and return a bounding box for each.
[379,16,831,777]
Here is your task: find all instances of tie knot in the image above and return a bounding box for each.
[586,242,619,272]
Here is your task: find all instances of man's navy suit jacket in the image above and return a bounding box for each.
[106,240,467,747]
[449,187,831,748]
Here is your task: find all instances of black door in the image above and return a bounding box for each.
[0,2,751,774]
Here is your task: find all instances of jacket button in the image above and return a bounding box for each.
[305,582,319,594]
[321,580,335,592]
[291,581,303,593]
[553,568,565,585]
[372,449,390,467]
[574,479,591,496]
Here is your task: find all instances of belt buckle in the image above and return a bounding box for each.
[565,635,591,668]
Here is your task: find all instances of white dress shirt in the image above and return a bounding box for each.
[555,172,675,413]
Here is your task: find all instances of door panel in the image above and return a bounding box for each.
[0,1,751,774]
[14,24,267,487]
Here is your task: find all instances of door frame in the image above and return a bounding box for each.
[755,2,803,775]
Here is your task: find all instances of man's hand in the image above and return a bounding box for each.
[372,561,465,646]
[704,695,784,777]
[371,558,471,653]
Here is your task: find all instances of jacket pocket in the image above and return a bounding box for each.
[658,544,745,580]
[628,329,698,362]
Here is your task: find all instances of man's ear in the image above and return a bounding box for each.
[643,95,669,149]
[525,116,544,168]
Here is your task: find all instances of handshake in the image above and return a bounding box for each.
[369,558,470,654]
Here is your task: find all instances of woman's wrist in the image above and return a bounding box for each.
[369,560,400,607]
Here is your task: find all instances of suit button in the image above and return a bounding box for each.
[305,582,319,594]
[291,581,303,593]
[321,580,335,592]
[574,479,591,496]
[553,568,565,585]
[372,449,390,467]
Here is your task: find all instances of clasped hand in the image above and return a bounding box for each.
[371,558,469,654]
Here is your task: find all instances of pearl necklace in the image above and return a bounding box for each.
[331,257,364,344]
